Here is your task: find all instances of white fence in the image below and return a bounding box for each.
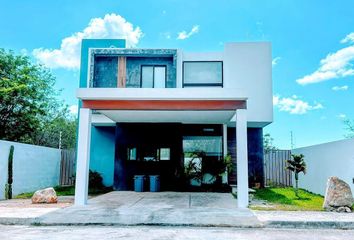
[293,138,354,196]
[0,140,61,199]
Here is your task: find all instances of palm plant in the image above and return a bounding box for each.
[286,154,306,197]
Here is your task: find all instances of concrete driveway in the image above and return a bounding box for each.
[36,191,261,227]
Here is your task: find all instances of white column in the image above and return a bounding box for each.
[222,124,228,184]
[236,109,249,208]
[75,108,92,206]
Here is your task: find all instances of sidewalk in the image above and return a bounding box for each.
[0,196,73,225]
[254,210,354,229]
[0,193,353,229]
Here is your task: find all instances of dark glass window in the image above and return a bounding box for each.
[141,66,166,88]
[183,61,223,87]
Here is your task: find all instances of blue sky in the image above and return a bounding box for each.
[1,0,353,149]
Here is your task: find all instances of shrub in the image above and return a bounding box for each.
[89,170,104,189]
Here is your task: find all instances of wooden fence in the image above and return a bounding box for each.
[264,150,292,187]
[59,149,76,186]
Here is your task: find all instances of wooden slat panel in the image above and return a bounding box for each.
[264,150,292,187]
[118,56,126,88]
[59,149,76,186]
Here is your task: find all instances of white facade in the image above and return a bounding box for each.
[75,41,273,208]
[79,42,273,127]
[293,138,354,196]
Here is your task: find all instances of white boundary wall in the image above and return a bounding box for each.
[0,140,61,199]
[293,138,354,196]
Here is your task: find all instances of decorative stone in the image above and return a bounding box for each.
[323,176,354,212]
[31,187,58,204]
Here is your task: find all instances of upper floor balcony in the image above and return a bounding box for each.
[86,48,224,89]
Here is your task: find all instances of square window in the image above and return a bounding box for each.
[127,147,137,161]
[159,148,170,160]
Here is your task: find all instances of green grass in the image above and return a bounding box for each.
[15,186,112,199]
[250,187,324,211]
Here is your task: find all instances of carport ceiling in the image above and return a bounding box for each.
[98,110,235,124]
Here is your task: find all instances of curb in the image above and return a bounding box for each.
[1,217,354,229]
[263,220,354,229]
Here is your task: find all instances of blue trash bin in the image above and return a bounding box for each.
[149,175,160,192]
[134,175,145,192]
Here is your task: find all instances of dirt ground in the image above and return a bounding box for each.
[0,196,74,208]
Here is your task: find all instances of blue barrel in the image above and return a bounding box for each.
[149,175,160,192]
[134,175,145,192]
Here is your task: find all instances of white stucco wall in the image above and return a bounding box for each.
[224,42,273,126]
[181,42,273,127]
[0,140,61,199]
[292,138,354,196]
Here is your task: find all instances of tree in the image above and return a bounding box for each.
[343,119,354,139]
[263,133,277,153]
[33,107,77,149]
[0,48,77,149]
[0,48,59,142]
[286,154,306,197]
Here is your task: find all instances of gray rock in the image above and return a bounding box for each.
[336,206,352,213]
[323,177,354,212]
[31,187,58,204]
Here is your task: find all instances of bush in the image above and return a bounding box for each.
[89,170,104,189]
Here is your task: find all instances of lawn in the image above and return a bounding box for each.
[250,187,325,211]
[15,186,112,199]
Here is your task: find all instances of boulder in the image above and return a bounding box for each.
[31,187,58,204]
[323,177,354,212]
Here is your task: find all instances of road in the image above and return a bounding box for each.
[0,225,353,240]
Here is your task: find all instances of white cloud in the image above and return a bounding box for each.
[273,95,323,115]
[161,32,171,39]
[296,33,354,85]
[337,113,347,119]
[332,85,349,91]
[341,33,354,44]
[32,13,143,69]
[272,57,281,67]
[69,105,78,115]
[177,25,199,40]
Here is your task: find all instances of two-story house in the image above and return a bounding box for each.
[74,39,272,208]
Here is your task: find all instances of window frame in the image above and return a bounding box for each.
[182,61,223,87]
[140,65,167,88]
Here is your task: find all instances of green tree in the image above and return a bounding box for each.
[263,133,277,153]
[343,119,354,139]
[0,48,77,149]
[286,154,306,197]
[33,107,77,149]
[0,48,59,142]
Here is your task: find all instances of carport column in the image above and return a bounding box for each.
[236,109,249,208]
[222,124,228,184]
[75,108,92,206]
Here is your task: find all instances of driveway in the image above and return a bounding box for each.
[36,191,260,227]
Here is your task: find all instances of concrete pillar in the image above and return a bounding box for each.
[236,109,249,208]
[222,124,228,184]
[75,108,92,206]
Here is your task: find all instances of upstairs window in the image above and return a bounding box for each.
[141,65,166,88]
[183,61,223,87]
